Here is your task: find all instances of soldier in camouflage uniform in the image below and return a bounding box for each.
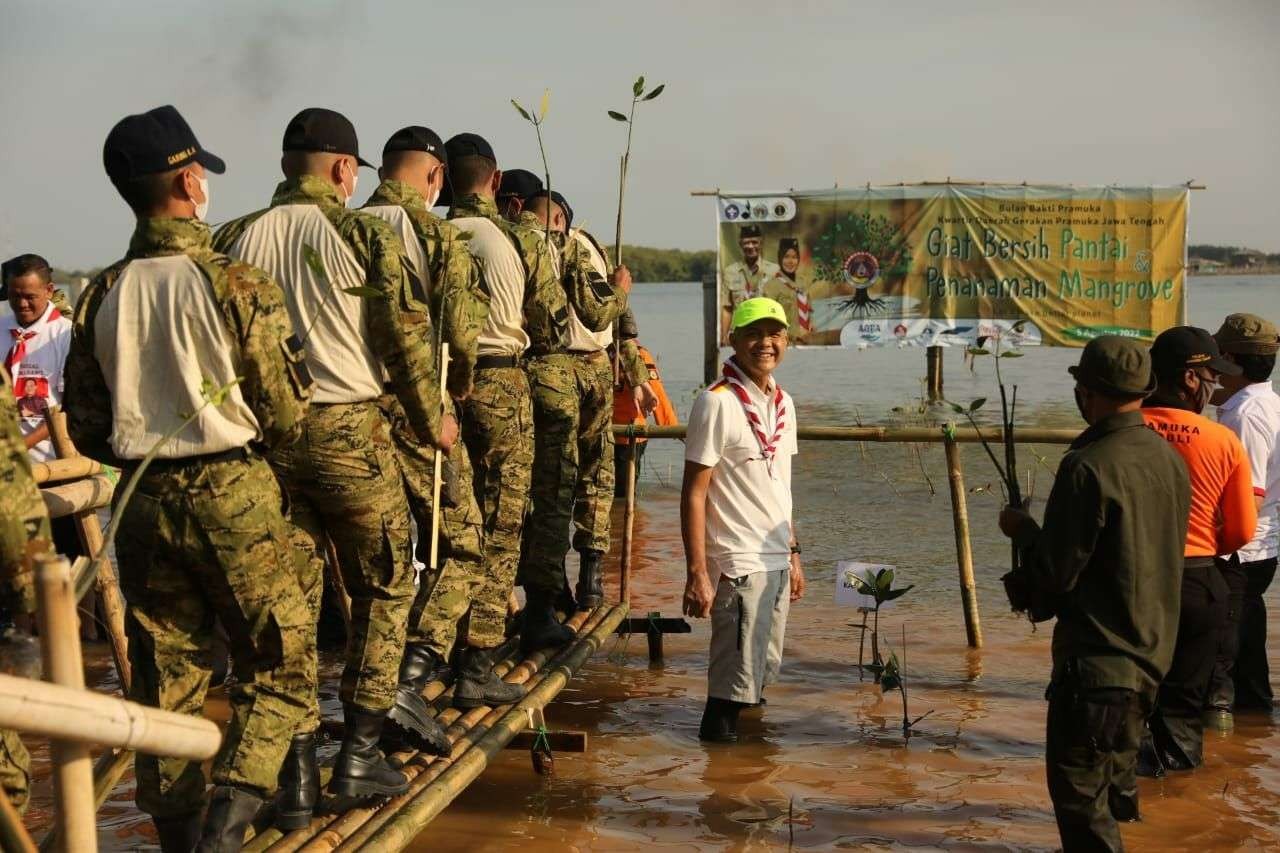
[214,109,455,802]
[63,106,317,851]
[0,362,52,817]
[506,188,631,637]
[359,126,520,723]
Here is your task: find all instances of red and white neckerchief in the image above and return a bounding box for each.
[5,329,36,375]
[787,280,813,332]
[721,359,786,473]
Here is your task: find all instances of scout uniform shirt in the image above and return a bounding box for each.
[1,301,71,462]
[1013,410,1191,690]
[1142,398,1256,558]
[1217,381,1280,562]
[685,362,797,579]
[63,217,310,463]
[722,257,780,313]
[213,175,444,446]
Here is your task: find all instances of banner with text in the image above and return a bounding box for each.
[716,185,1188,347]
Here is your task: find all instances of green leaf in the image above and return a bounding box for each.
[949,402,965,415]
[643,83,665,101]
[1000,351,1024,358]
[453,231,473,242]
[633,75,645,97]
[539,88,550,121]
[301,243,328,285]
[882,585,915,602]
[511,99,531,122]
[608,110,628,122]
[850,575,873,595]
[342,286,384,299]
[969,397,987,412]
[876,568,895,595]
[966,347,990,356]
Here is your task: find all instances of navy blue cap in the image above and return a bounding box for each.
[382,126,446,166]
[444,132,496,164]
[1150,326,1242,377]
[525,188,573,228]
[282,107,373,168]
[498,169,543,203]
[103,105,225,183]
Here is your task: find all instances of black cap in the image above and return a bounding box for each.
[1068,335,1157,397]
[498,169,542,202]
[444,132,496,165]
[282,108,373,168]
[103,105,226,183]
[1150,326,1242,377]
[524,188,573,228]
[382,126,446,165]
[740,224,763,239]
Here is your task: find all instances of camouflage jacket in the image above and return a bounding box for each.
[65,218,312,466]
[515,211,628,338]
[364,180,489,397]
[214,176,444,445]
[451,194,626,355]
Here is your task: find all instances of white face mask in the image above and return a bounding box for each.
[193,176,210,221]
[424,184,441,209]
[341,160,358,206]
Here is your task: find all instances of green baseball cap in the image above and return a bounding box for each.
[1214,313,1279,355]
[731,297,788,330]
[1067,334,1157,397]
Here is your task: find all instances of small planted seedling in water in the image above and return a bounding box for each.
[879,626,933,742]
[847,566,913,682]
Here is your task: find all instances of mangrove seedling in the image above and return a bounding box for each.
[847,566,913,682]
[607,75,664,267]
[879,626,933,742]
[512,89,554,245]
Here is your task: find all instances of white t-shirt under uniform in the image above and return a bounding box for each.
[2,301,72,463]
[1218,381,1280,562]
[685,374,797,578]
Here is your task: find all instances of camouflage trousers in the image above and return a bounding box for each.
[113,454,315,819]
[0,455,53,616]
[417,366,531,654]
[271,401,414,712]
[521,352,615,593]
[0,634,38,814]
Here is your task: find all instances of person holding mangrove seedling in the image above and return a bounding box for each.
[1139,327,1255,775]
[682,296,804,744]
[997,335,1190,853]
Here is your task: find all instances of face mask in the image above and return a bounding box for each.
[341,160,358,206]
[193,176,210,221]
[424,184,441,209]
[1191,373,1217,414]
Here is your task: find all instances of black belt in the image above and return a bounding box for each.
[1184,556,1217,570]
[476,355,519,370]
[123,446,249,474]
[568,349,607,361]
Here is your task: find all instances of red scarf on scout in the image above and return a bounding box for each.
[721,358,786,471]
[5,329,36,375]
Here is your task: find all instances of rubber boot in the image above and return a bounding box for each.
[384,644,452,756]
[397,642,449,692]
[1136,733,1165,779]
[699,697,744,743]
[154,813,201,853]
[274,731,320,831]
[575,550,605,611]
[196,786,263,853]
[453,645,526,709]
[554,571,577,616]
[520,588,576,654]
[328,704,410,800]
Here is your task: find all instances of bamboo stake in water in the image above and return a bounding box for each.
[34,555,97,852]
[619,435,637,607]
[0,788,35,853]
[942,432,983,648]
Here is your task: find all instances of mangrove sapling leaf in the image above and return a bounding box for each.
[643,83,665,100]
[882,585,914,602]
[539,89,550,121]
[969,397,986,412]
[299,242,381,345]
[342,286,384,299]
[633,75,645,97]
[607,110,628,122]
[302,243,328,285]
[510,99,531,122]
[966,347,990,356]
[1001,351,1024,358]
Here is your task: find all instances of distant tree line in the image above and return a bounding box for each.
[616,245,717,283]
[1189,244,1280,264]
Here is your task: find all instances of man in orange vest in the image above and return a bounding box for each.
[612,309,676,495]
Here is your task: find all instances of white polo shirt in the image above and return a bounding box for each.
[686,371,797,578]
[1218,381,1280,562]
[1,301,71,463]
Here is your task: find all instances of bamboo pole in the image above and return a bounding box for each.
[39,749,135,853]
[943,430,983,648]
[619,435,637,607]
[611,423,1078,444]
[0,788,36,853]
[34,556,97,852]
[0,673,220,758]
[357,604,629,851]
[30,457,103,486]
[702,275,719,385]
[39,476,114,520]
[926,345,944,401]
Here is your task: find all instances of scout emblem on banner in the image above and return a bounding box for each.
[715,184,1190,347]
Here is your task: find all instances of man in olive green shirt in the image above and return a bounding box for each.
[998,335,1191,853]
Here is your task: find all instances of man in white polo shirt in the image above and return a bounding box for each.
[1211,313,1280,717]
[2,254,71,464]
[682,296,805,743]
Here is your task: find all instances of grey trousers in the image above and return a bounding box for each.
[708,569,790,704]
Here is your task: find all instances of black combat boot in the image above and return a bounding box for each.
[328,704,410,800]
[196,786,263,853]
[384,644,452,756]
[453,645,526,709]
[274,731,320,831]
[154,813,201,852]
[699,697,745,743]
[520,588,577,654]
[575,549,605,610]
[397,642,450,692]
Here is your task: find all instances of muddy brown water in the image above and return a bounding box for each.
[18,276,1280,849]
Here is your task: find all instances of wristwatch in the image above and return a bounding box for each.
[789,542,801,555]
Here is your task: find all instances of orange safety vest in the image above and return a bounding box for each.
[613,344,677,444]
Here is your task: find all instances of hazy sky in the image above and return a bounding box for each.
[2,0,1277,269]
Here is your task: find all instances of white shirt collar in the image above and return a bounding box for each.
[728,358,778,404]
[1220,381,1277,413]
